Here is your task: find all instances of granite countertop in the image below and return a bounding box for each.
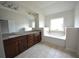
[2,30,41,40]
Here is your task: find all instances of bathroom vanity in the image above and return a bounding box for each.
[3,30,41,58]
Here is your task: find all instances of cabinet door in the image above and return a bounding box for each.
[38,32,42,42]
[27,34,34,48]
[18,36,24,53]
[23,35,28,50]
[18,35,28,53]
[3,38,19,58]
[34,32,41,44]
[34,33,39,44]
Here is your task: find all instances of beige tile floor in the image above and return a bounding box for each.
[15,42,78,58]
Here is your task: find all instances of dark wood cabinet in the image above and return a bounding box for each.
[18,35,28,53]
[22,35,28,51]
[3,31,41,58]
[34,33,39,44]
[3,38,19,58]
[34,32,41,44]
[27,34,34,48]
[38,34,41,42]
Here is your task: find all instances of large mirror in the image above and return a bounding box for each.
[0,5,35,34]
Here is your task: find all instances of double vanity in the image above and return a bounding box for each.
[2,30,42,58]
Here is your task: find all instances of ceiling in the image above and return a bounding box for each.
[2,1,78,16]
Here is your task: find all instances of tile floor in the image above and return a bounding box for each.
[15,42,78,58]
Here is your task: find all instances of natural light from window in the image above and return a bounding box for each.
[50,17,64,32]
[44,17,66,40]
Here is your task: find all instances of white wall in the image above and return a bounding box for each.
[66,28,79,52]
[39,13,45,28]
[0,35,5,58]
[0,20,9,34]
[34,13,45,30]
[75,2,79,28]
[34,13,39,29]
[75,28,79,55]
[74,2,79,55]
[0,23,5,57]
[77,29,79,55]
[45,10,74,27]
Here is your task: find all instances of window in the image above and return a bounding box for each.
[50,17,64,32]
[44,17,65,40]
